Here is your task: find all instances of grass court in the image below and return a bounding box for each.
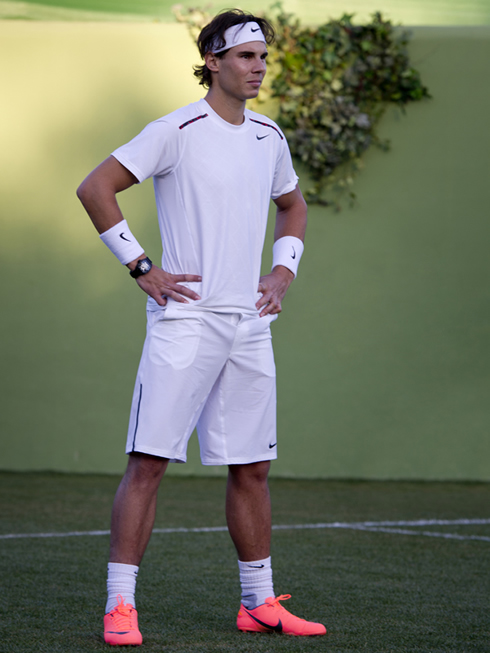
[1,472,489,652]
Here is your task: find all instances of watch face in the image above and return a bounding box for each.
[130,257,152,278]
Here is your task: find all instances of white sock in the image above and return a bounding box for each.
[105,562,139,613]
[238,557,274,609]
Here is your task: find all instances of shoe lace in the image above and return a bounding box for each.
[110,595,134,629]
[269,594,292,608]
[268,594,308,622]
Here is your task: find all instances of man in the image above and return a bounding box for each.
[77,9,326,645]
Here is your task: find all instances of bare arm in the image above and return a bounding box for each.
[256,184,308,317]
[76,156,201,306]
[76,156,138,234]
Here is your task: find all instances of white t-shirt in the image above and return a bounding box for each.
[112,98,298,315]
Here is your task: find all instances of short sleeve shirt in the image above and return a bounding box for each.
[112,99,298,315]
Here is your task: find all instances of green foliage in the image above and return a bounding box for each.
[174,4,430,207]
[269,5,430,206]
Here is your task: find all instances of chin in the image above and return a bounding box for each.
[244,88,261,100]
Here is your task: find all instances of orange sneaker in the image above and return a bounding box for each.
[237,594,326,636]
[104,595,143,646]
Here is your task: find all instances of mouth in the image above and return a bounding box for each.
[247,80,262,88]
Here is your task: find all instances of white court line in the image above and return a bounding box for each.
[1,518,489,541]
[350,526,490,542]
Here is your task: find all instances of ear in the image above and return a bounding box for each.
[204,51,220,74]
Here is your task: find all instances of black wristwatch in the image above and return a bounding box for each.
[129,256,153,279]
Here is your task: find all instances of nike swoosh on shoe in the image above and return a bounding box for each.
[246,611,283,633]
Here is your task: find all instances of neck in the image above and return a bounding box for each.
[204,88,246,125]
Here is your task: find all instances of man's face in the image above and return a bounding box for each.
[207,41,268,102]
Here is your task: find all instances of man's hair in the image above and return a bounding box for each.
[194,9,275,89]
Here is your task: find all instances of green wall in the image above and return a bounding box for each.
[1,22,489,479]
[2,0,490,25]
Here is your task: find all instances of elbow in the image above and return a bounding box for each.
[76,178,92,208]
[297,193,308,229]
[76,179,86,203]
[292,185,308,226]
[297,195,308,242]
[298,186,308,213]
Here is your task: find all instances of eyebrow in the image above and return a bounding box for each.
[236,49,268,57]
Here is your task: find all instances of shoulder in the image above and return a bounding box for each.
[152,100,211,133]
[245,108,286,141]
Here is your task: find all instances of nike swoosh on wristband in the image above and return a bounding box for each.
[291,247,296,259]
[256,134,270,141]
[247,564,265,568]
[246,611,283,632]
[119,232,131,242]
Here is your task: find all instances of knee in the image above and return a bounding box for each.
[126,452,168,488]
[228,461,270,489]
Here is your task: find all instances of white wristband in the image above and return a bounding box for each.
[272,236,304,278]
[99,219,145,265]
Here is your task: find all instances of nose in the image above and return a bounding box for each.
[253,57,267,74]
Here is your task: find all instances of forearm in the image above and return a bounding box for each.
[270,185,307,280]
[77,181,127,235]
[78,180,146,270]
[256,186,307,316]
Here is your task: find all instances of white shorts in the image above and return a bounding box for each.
[126,308,278,465]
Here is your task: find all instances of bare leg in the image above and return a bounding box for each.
[109,452,169,565]
[226,461,271,561]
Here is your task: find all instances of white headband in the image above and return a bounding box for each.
[210,22,266,54]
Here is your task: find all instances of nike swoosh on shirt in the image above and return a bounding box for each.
[251,27,260,32]
[269,443,277,449]
[256,134,270,141]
